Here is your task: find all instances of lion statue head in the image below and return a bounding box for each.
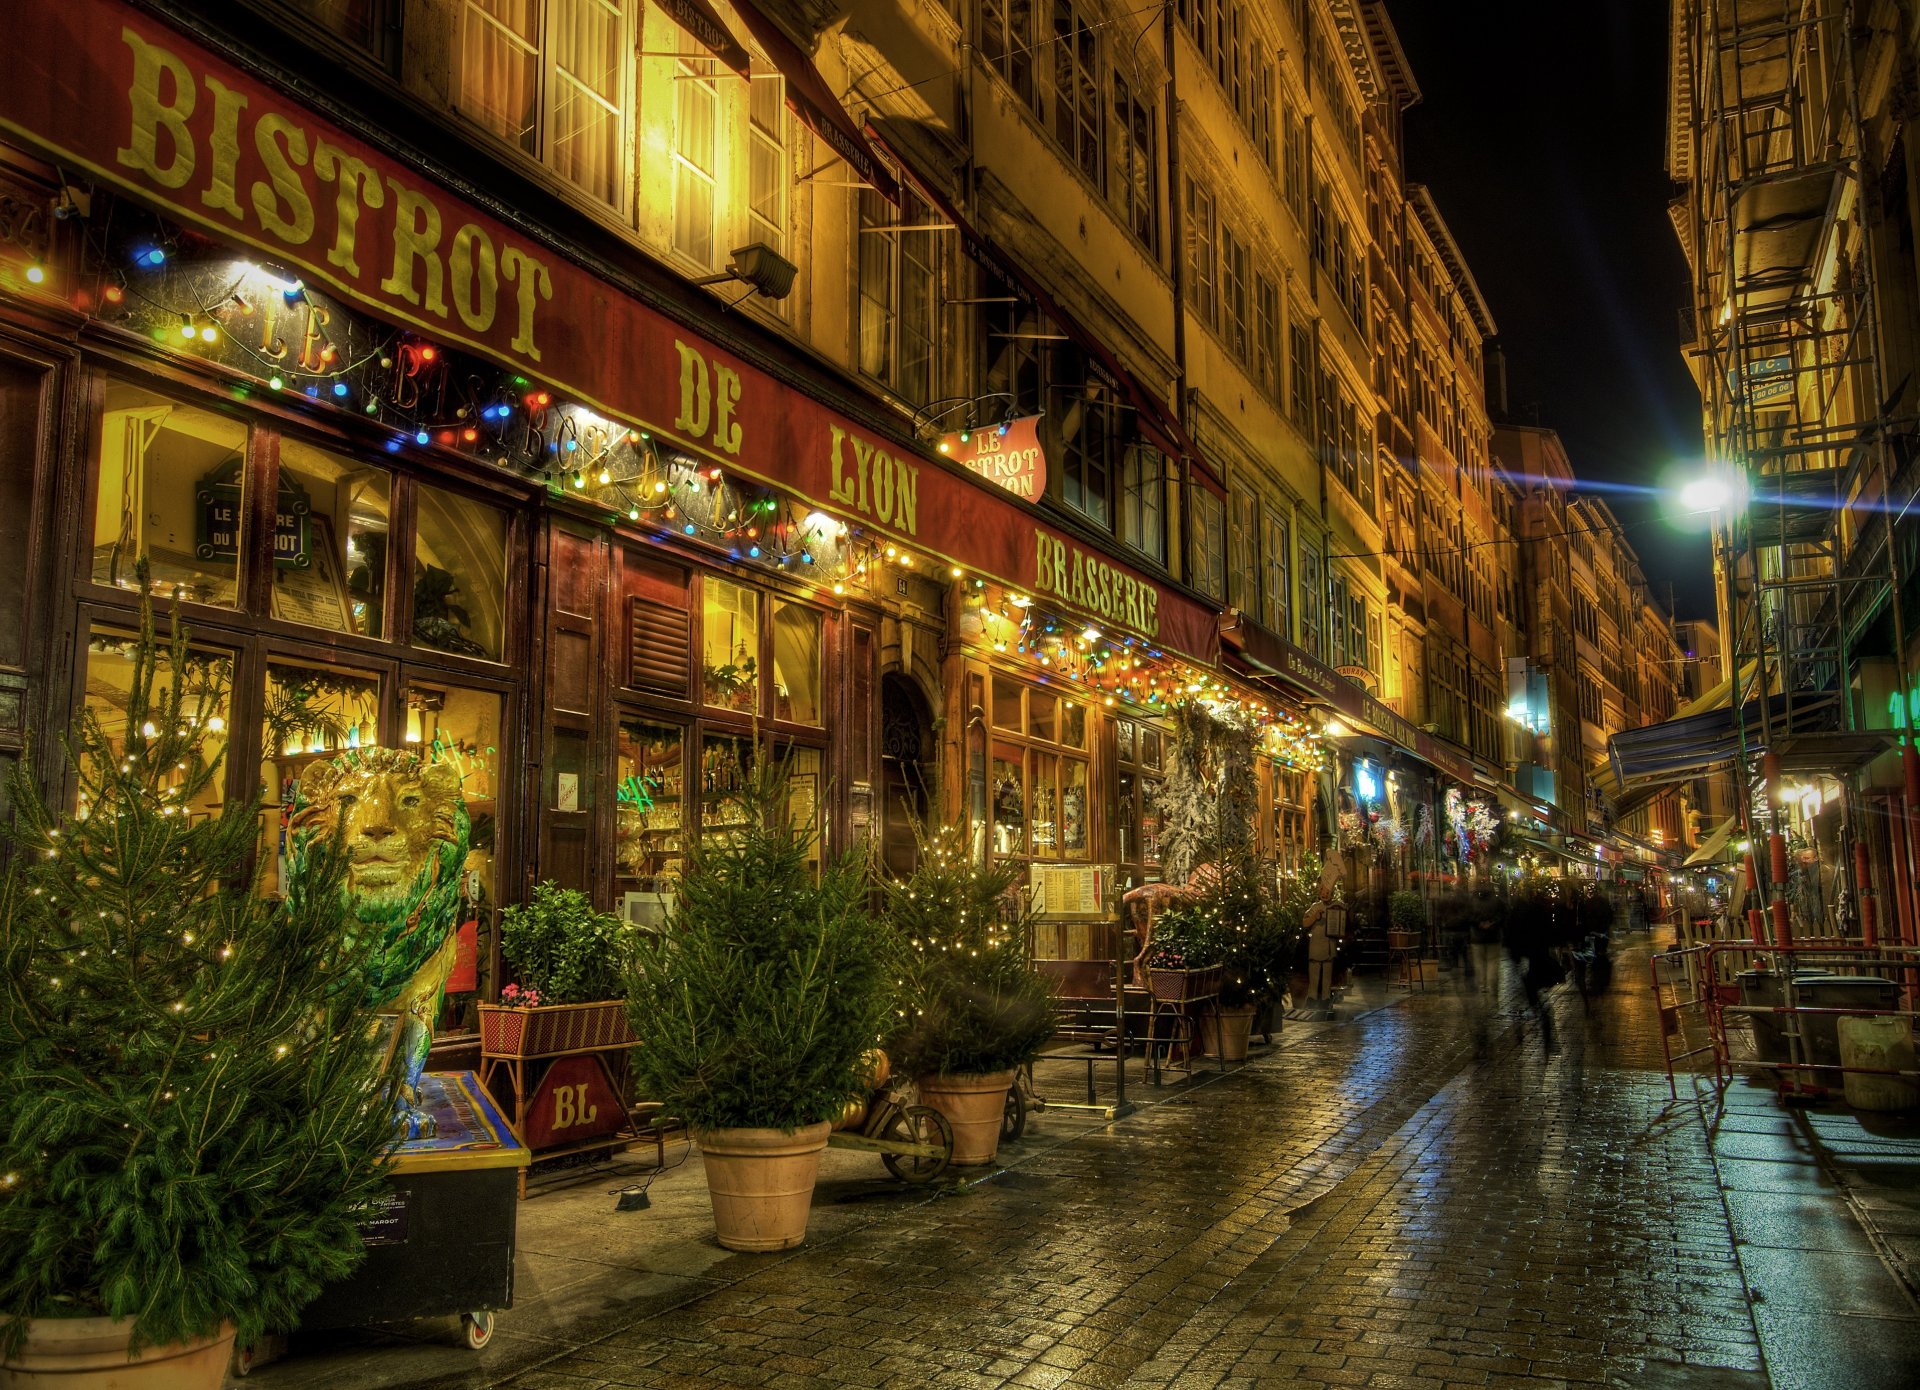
[289,747,471,1009]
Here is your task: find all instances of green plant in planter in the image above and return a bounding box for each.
[882,824,1056,1079]
[1388,889,1427,935]
[500,881,633,1004]
[0,569,399,1355]
[1144,901,1222,971]
[623,759,894,1132]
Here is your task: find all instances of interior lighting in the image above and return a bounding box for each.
[25,264,46,285]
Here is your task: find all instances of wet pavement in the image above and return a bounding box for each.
[245,937,1920,1389]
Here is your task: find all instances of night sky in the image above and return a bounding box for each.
[1387,2,1711,618]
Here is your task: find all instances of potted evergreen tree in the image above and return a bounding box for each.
[1194,860,1292,1062]
[0,573,399,1388]
[623,761,894,1251]
[883,825,1057,1167]
[481,881,636,1059]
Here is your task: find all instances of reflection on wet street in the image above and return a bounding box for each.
[262,937,1920,1390]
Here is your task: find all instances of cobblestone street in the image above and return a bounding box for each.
[253,938,1920,1390]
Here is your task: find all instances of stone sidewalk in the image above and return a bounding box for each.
[243,941,1920,1389]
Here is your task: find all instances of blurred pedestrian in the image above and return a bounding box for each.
[1469,885,1503,1004]
[1504,887,1562,1052]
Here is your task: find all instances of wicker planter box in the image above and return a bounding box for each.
[479,1000,634,1059]
[1147,964,1224,1002]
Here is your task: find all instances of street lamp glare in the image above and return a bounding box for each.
[1680,477,1732,514]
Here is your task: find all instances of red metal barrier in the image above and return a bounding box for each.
[1650,944,1720,1100]
[1699,941,1920,1100]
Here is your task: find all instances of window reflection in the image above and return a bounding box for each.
[275,437,389,638]
[703,576,760,711]
[81,627,232,821]
[771,600,822,725]
[414,484,506,659]
[92,382,248,605]
[617,719,684,891]
[260,659,382,898]
[991,744,1025,856]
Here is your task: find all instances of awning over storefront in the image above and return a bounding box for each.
[1684,817,1739,866]
[1230,618,1482,783]
[729,1,901,202]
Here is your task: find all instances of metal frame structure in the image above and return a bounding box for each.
[1676,0,1918,946]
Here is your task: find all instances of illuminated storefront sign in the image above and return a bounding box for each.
[1032,531,1161,639]
[940,417,1046,500]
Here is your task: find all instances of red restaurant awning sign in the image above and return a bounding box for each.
[0,0,1214,660]
[940,416,1045,501]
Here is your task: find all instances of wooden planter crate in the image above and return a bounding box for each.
[1147,964,1225,1003]
[478,1000,634,1058]
[477,1001,650,1196]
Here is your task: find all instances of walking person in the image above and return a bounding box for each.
[1469,885,1504,1006]
[1504,887,1562,1052]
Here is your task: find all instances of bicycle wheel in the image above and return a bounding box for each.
[881,1104,952,1183]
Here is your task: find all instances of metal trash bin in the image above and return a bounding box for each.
[1737,970,1786,1061]
[1737,971,1900,1071]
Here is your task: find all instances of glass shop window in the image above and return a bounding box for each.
[703,576,761,712]
[258,658,383,898]
[413,484,507,660]
[991,674,1022,730]
[698,730,756,847]
[80,626,233,823]
[1117,716,1164,870]
[92,382,249,606]
[274,437,390,638]
[990,742,1027,857]
[615,719,685,893]
[780,744,824,879]
[771,599,822,725]
[985,675,1092,863]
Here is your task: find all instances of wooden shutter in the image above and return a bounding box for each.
[629,598,690,694]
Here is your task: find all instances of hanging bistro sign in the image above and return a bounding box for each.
[0,0,1217,663]
[939,416,1046,500]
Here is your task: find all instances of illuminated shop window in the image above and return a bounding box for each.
[1117,716,1164,869]
[703,576,761,712]
[616,719,684,892]
[92,382,249,607]
[771,599,822,726]
[274,437,390,638]
[259,659,383,898]
[81,626,233,823]
[414,483,507,660]
[699,730,755,847]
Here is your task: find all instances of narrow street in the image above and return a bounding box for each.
[252,940,1920,1390]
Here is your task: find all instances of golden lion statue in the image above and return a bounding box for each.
[290,747,470,1140]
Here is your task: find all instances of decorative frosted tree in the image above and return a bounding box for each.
[0,570,399,1354]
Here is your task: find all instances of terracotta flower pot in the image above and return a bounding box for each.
[695,1122,832,1252]
[0,1315,234,1389]
[917,1070,1015,1166]
[1198,1004,1258,1062]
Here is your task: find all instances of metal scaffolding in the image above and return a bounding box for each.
[1678,0,1917,947]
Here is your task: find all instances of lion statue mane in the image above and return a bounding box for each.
[289,746,470,1140]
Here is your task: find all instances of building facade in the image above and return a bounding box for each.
[0,0,1698,1063]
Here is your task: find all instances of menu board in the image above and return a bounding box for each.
[1031,864,1105,918]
